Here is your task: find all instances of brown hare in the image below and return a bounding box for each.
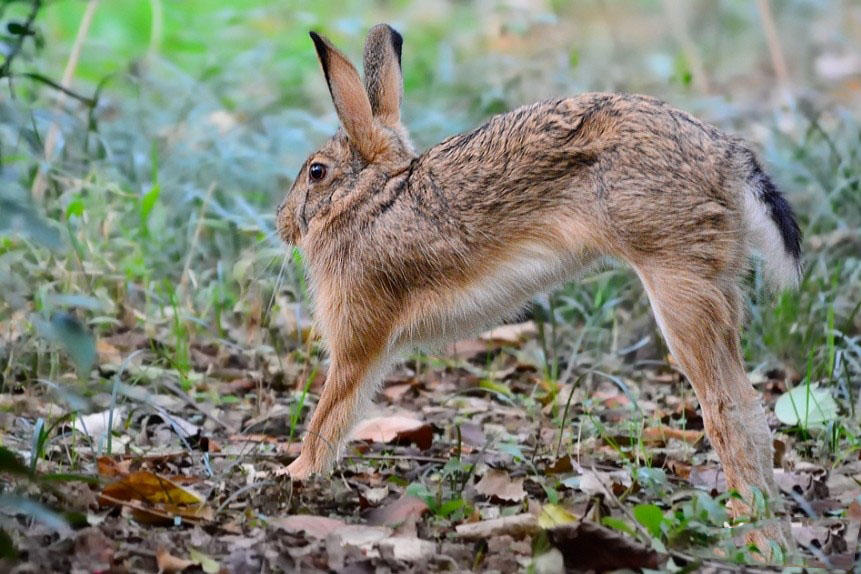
[277,24,801,556]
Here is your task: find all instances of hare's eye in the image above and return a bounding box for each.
[309,162,327,182]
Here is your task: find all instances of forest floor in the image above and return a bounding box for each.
[2,315,859,572]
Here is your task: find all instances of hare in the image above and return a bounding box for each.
[276,24,801,555]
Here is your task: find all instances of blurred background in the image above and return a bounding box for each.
[2,0,857,383]
[0,0,858,437]
[0,0,859,568]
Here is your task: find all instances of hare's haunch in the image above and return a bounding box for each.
[276,24,800,558]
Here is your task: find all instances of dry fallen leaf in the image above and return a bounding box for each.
[689,465,726,492]
[446,338,489,361]
[99,470,213,525]
[96,339,123,365]
[479,321,537,345]
[578,469,632,497]
[475,468,527,502]
[72,407,127,443]
[775,468,829,500]
[666,459,692,480]
[382,382,414,402]
[641,425,703,446]
[325,525,392,571]
[97,455,133,478]
[188,547,220,574]
[538,504,577,528]
[156,547,194,573]
[350,415,433,450]
[378,536,436,562]
[455,513,538,540]
[546,520,663,571]
[366,494,429,529]
[270,515,347,539]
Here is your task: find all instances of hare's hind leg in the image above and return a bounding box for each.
[636,268,793,559]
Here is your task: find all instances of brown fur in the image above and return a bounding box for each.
[277,24,801,557]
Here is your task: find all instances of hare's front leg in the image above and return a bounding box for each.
[287,341,388,480]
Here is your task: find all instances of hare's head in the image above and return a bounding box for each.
[278,24,415,245]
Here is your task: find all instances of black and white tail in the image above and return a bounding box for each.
[742,152,802,289]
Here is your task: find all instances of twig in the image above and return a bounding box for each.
[0,0,41,79]
[153,378,232,431]
[755,0,791,98]
[15,72,96,106]
[214,480,275,516]
[346,453,448,464]
[31,0,100,203]
[179,182,217,300]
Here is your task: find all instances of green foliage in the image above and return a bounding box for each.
[774,382,839,429]
[633,503,665,538]
[32,313,96,374]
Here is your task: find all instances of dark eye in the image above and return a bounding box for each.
[309,162,327,182]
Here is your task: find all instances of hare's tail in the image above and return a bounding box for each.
[741,152,802,289]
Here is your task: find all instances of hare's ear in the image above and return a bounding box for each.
[363,24,403,127]
[310,31,379,160]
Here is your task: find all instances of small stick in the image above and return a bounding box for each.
[755,0,791,97]
[179,182,217,299]
[31,0,100,202]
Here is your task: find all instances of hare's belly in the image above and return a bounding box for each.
[401,242,590,347]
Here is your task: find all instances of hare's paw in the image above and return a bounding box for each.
[284,454,315,481]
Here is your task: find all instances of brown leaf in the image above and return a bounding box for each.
[96,339,122,365]
[475,468,527,502]
[666,459,692,480]
[546,520,663,571]
[579,469,632,496]
[445,338,489,361]
[545,456,573,474]
[848,499,861,521]
[775,468,829,500]
[641,425,703,446]
[97,456,132,478]
[378,536,437,562]
[689,465,726,492]
[99,470,213,524]
[72,528,115,572]
[270,515,347,539]
[350,415,433,450]
[455,513,538,540]
[156,547,194,573]
[382,382,414,403]
[479,321,537,345]
[773,438,787,466]
[366,494,428,528]
[458,423,487,448]
[325,525,392,571]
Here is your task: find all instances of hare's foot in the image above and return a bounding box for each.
[285,453,316,481]
[745,520,797,565]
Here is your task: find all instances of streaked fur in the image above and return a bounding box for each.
[276,24,802,557]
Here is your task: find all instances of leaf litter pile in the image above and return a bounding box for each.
[2,313,859,573]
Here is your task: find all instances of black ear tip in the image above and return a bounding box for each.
[385,25,403,64]
[309,31,330,70]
